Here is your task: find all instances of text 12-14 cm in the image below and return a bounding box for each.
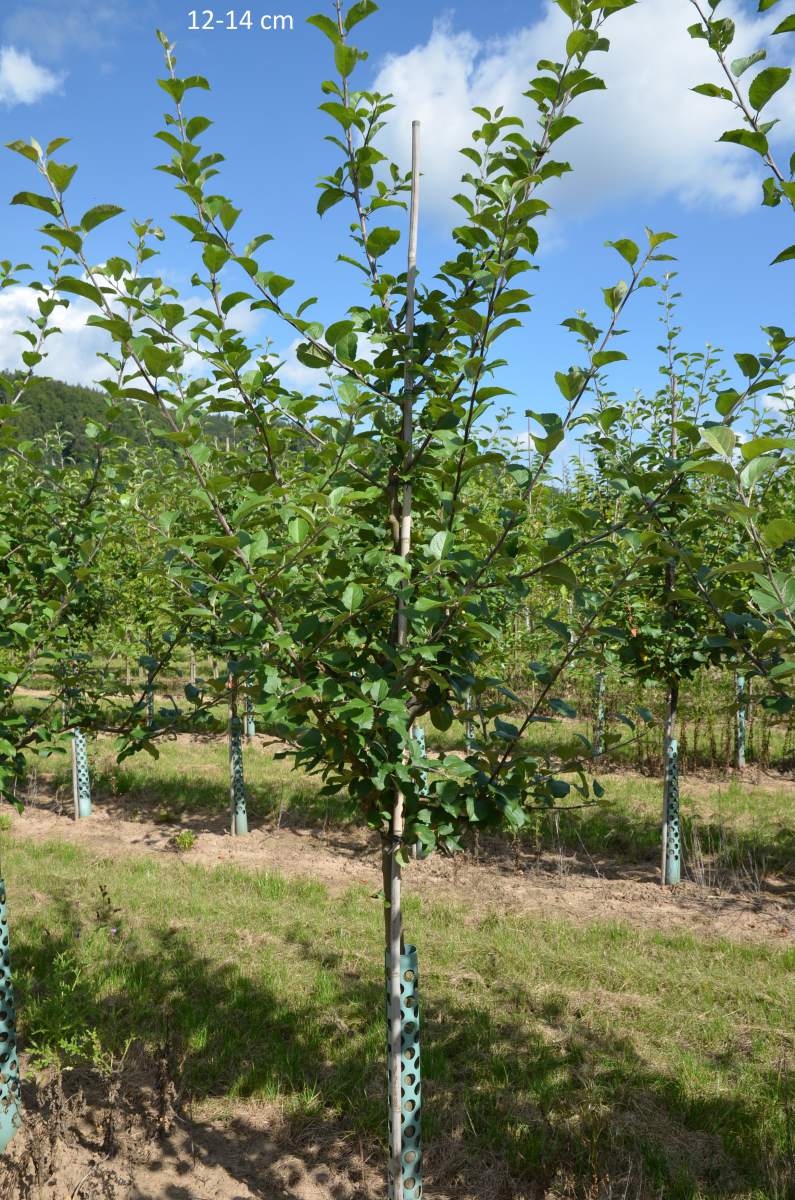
[188,10,295,31]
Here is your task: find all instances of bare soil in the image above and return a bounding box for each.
[0,1051,386,1200]
[9,784,794,947]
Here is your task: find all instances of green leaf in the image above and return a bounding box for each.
[734,352,759,378]
[334,43,361,79]
[762,518,795,548]
[202,244,230,273]
[288,517,310,544]
[345,0,378,31]
[730,49,766,77]
[429,530,453,560]
[691,83,733,99]
[342,583,364,611]
[366,226,400,258]
[700,426,737,458]
[605,238,638,266]
[58,276,102,304]
[307,13,341,42]
[5,140,39,163]
[740,435,795,461]
[317,187,346,216]
[47,162,78,192]
[81,204,124,232]
[718,128,768,154]
[773,14,795,31]
[771,243,795,264]
[11,191,59,217]
[186,115,213,140]
[748,66,791,110]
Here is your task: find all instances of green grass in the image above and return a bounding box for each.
[36,735,352,828]
[3,834,794,1198]
[32,733,795,878]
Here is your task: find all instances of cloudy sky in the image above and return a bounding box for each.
[0,0,792,436]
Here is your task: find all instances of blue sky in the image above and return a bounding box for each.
[0,0,792,438]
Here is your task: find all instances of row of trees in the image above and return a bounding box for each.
[1,0,794,1191]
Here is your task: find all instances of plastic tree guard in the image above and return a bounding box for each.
[146,682,155,728]
[72,729,92,819]
[0,881,21,1153]
[464,690,474,752]
[593,671,606,758]
[663,737,681,885]
[245,687,256,743]
[229,715,249,835]
[410,726,429,861]
[736,675,746,770]
[385,945,422,1199]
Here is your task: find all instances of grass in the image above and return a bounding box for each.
[2,833,794,1198]
[32,735,351,828]
[28,732,795,877]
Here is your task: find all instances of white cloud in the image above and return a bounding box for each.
[0,286,110,385]
[373,0,795,223]
[3,3,121,63]
[0,45,62,105]
[278,338,327,391]
[763,373,795,413]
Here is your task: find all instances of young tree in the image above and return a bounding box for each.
[10,0,718,1189]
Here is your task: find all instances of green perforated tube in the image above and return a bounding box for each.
[663,737,681,885]
[72,729,92,820]
[245,687,256,742]
[0,881,21,1153]
[736,674,746,770]
[385,945,422,1199]
[229,715,249,835]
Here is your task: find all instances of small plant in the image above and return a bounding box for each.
[94,883,122,931]
[0,814,11,833]
[172,829,196,853]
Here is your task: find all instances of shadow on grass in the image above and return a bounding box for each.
[10,894,795,1199]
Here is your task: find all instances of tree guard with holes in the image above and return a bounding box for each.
[464,689,474,752]
[410,725,429,862]
[662,737,681,885]
[385,945,422,1199]
[245,687,256,743]
[229,715,249,835]
[145,682,155,727]
[593,671,606,758]
[71,729,92,820]
[0,881,21,1153]
[736,674,746,770]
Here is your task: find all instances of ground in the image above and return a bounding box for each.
[0,733,793,1199]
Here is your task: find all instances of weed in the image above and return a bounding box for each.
[172,829,197,853]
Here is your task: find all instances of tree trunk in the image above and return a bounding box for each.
[386,116,421,1200]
